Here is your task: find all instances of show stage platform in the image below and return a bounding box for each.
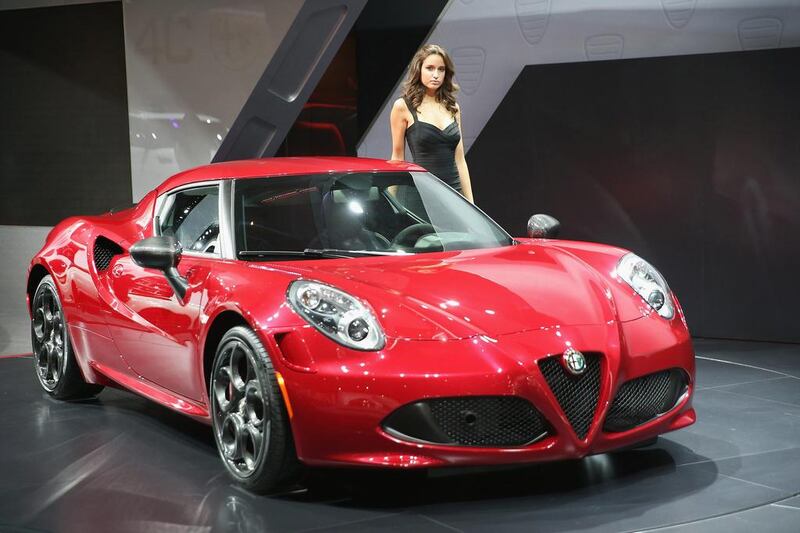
[1,339,799,533]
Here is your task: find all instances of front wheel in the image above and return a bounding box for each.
[210,326,301,493]
[31,275,104,399]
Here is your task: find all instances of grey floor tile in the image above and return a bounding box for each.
[2,340,799,533]
[693,357,779,390]
[691,447,800,493]
[772,494,800,509]
[657,387,800,465]
[0,359,394,533]
[712,376,800,407]
[694,339,800,379]
[648,500,800,532]
[301,513,461,532]
[413,461,787,533]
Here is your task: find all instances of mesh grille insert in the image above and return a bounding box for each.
[538,353,601,440]
[93,236,124,272]
[428,397,549,447]
[603,369,688,433]
[383,396,550,447]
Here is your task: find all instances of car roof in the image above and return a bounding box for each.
[156,157,426,194]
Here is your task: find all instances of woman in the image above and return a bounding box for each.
[390,44,474,202]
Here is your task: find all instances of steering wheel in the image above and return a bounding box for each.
[391,223,435,248]
[189,223,220,253]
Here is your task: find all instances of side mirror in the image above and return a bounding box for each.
[130,236,189,300]
[527,214,561,239]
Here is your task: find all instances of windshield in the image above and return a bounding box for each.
[233,171,513,257]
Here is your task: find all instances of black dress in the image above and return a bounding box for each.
[404,97,462,193]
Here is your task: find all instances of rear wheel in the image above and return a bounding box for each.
[210,326,301,493]
[31,275,104,399]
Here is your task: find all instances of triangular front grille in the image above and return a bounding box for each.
[538,353,601,440]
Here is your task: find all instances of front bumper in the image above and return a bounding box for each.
[272,312,695,468]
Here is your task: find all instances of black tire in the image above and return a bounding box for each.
[209,326,302,493]
[31,275,104,400]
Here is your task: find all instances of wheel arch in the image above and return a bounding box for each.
[203,308,303,490]
[202,310,251,394]
[201,307,302,433]
[27,263,51,314]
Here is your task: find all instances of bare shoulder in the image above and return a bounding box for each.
[392,98,408,112]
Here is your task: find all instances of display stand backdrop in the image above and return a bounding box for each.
[0,2,130,226]
[469,47,800,342]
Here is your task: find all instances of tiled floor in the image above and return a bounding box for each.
[0,339,798,533]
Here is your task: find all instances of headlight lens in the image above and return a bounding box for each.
[287,280,386,350]
[615,253,675,319]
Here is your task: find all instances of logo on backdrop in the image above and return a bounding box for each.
[210,11,260,70]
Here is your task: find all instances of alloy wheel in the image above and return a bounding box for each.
[212,339,270,477]
[32,283,65,392]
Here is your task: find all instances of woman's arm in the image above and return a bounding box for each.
[454,105,474,203]
[390,98,408,161]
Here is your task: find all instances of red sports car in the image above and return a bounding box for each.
[27,157,695,493]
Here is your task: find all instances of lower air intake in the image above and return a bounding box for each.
[603,369,689,432]
[382,396,550,447]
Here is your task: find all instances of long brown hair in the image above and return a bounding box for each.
[401,44,459,117]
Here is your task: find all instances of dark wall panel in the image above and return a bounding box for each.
[0,3,131,226]
[276,0,447,157]
[355,0,448,140]
[469,48,800,342]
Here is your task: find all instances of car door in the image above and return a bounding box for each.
[105,183,224,401]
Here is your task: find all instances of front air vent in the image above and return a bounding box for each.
[538,353,602,440]
[603,369,689,433]
[93,236,124,272]
[382,396,550,447]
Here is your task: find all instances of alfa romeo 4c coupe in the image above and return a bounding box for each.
[27,157,695,493]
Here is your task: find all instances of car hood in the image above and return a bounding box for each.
[293,243,620,340]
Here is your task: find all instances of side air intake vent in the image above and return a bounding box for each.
[93,236,124,272]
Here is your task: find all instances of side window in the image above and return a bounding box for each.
[160,185,220,254]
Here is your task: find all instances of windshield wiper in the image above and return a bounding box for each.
[305,248,400,257]
[238,250,349,260]
[238,248,392,260]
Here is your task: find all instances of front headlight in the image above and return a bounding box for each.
[287,280,386,350]
[615,253,675,319]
